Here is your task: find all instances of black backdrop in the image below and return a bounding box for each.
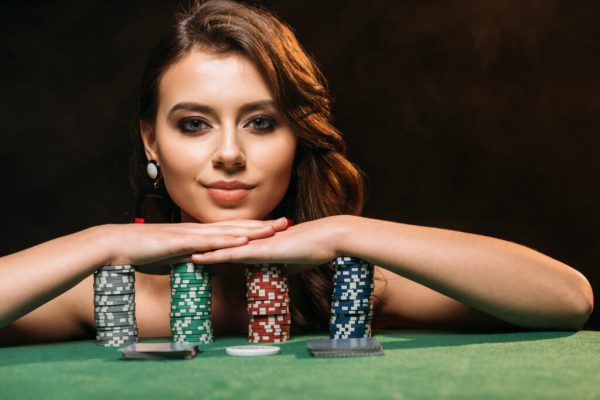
[1,1,598,329]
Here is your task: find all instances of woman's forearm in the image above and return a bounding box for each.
[336,216,594,330]
[0,219,288,329]
[0,225,112,328]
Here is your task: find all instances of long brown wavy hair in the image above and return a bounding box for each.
[130,0,366,332]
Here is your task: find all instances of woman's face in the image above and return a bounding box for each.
[141,50,297,223]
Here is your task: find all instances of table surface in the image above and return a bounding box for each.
[1,331,599,400]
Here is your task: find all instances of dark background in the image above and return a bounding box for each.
[1,1,598,329]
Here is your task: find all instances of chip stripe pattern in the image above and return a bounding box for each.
[170,262,213,343]
[94,265,138,346]
[330,257,374,339]
[246,264,291,343]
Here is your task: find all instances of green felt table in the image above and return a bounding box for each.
[1,331,599,400]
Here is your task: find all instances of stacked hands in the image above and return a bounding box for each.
[106,216,344,274]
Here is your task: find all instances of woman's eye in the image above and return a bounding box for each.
[247,115,276,132]
[178,117,210,133]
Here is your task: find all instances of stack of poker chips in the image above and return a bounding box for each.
[246,264,291,343]
[170,262,213,343]
[93,265,138,347]
[330,257,374,339]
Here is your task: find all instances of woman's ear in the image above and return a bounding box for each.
[140,120,159,162]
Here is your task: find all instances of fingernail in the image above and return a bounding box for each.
[286,218,294,227]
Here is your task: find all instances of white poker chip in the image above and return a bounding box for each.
[225,345,281,357]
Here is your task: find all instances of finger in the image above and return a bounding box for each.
[191,245,259,264]
[205,217,289,231]
[177,224,277,239]
[183,235,249,253]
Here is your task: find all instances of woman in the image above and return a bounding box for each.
[0,0,593,345]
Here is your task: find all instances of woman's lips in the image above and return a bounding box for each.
[204,181,254,203]
[206,187,251,202]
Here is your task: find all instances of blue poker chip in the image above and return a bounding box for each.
[332,307,372,314]
[332,311,373,318]
[330,256,374,339]
[330,315,372,323]
[330,322,370,330]
[331,295,372,302]
[331,290,373,299]
[333,286,374,293]
[331,308,372,316]
[332,304,371,311]
[335,266,373,273]
[330,324,370,331]
[332,298,371,306]
[334,276,374,283]
[332,257,369,266]
[330,323,371,331]
[333,280,373,287]
[334,270,373,276]
[333,263,372,270]
[330,318,370,325]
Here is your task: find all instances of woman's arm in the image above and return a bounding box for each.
[338,216,593,330]
[192,215,594,330]
[0,220,288,332]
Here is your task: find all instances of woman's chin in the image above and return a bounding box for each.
[181,207,270,223]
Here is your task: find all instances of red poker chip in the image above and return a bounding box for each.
[246,278,288,285]
[251,317,291,323]
[247,305,290,313]
[247,298,290,306]
[246,277,287,284]
[246,293,289,301]
[250,326,290,332]
[247,288,288,295]
[246,268,286,274]
[245,272,285,280]
[248,308,289,316]
[249,297,290,303]
[248,332,290,338]
[248,334,290,341]
[246,279,288,287]
[250,320,291,327]
[246,272,286,279]
[250,332,289,338]
[250,324,289,331]
[250,313,291,320]
[249,327,290,335]
[248,337,289,343]
[247,297,289,303]
[247,291,288,297]
[251,319,291,326]
[249,324,288,329]
[246,284,289,292]
[247,299,289,307]
[247,304,290,312]
[250,315,291,325]
[247,298,289,304]
[247,289,288,297]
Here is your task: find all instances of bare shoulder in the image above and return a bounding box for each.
[372,266,514,330]
[0,276,94,346]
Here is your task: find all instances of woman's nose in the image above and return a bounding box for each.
[211,127,246,171]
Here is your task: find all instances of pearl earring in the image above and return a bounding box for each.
[147,160,161,188]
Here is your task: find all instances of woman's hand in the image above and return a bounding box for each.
[104,217,290,274]
[190,216,347,271]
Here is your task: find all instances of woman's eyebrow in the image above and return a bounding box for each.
[167,102,214,118]
[239,100,276,114]
[167,100,275,119]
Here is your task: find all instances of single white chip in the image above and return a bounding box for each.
[225,345,281,357]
